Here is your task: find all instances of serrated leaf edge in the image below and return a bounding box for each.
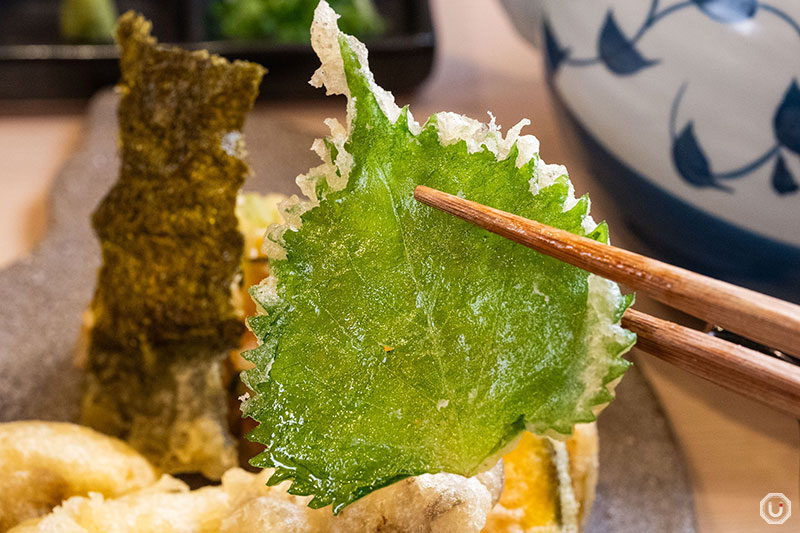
[241,0,636,511]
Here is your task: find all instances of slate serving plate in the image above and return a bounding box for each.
[0,91,696,532]
[0,0,434,99]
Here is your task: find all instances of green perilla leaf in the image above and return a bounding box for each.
[242,1,634,513]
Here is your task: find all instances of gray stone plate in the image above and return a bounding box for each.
[0,92,696,532]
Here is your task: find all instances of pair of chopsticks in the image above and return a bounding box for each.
[414,185,800,418]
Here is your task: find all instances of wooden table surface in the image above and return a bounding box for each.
[0,1,796,531]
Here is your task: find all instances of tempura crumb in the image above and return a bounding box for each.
[7,461,504,533]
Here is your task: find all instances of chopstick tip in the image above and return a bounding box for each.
[414,185,451,209]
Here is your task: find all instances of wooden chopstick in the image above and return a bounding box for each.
[413,185,800,416]
[413,185,800,357]
[623,308,800,417]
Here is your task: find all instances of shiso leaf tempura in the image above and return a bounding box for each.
[243,0,635,513]
[82,12,265,479]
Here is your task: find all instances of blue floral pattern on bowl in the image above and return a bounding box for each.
[545,0,800,195]
[500,0,800,300]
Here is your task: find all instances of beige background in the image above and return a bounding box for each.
[0,1,797,531]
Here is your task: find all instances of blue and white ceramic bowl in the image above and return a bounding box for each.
[500,0,800,302]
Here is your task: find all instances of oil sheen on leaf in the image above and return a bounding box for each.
[242,2,634,513]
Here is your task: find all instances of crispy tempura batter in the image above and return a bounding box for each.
[7,456,504,533]
[81,12,265,479]
[1,419,598,532]
[0,422,157,531]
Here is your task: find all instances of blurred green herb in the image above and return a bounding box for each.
[60,0,118,43]
[211,0,385,42]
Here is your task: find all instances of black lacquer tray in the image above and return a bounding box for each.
[0,0,435,99]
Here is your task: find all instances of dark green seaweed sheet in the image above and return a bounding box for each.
[81,12,265,479]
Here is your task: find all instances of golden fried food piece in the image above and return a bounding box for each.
[216,468,331,532]
[0,422,157,531]
[483,433,560,532]
[4,418,504,533]
[219,464,503,532]
[9,465,504,533]
[329,461,505,533]
[233,192,286,344]
[9,471,318,533]
[2,420,598,532]
[565,423,599,526]
[483,423,598,533]
[8,476,227,533]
